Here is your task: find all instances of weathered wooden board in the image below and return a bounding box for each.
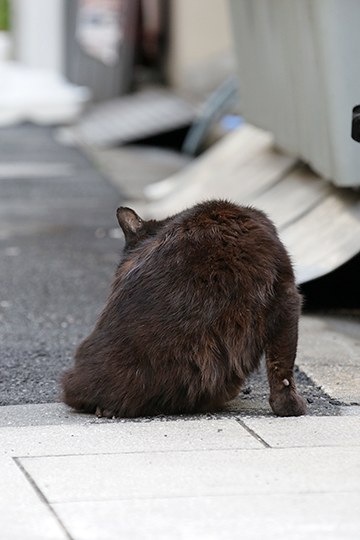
[249,165,332,230]
[281,192,360,283]
[141,125,297,218]
[70,87,196,147]
[138,124,360,284]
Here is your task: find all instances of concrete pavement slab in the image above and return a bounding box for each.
[297,315,360,405]
[299,315,360,367]
[243,416,360,447]
[0,418,262,458]
[19,446,360,502]
[1,458,45,505]
[1,503,68,540]
[1,406,360,539]
[0,403,87,428]
[52,492,360,540]
[340,405,360,415]
[301,365,360,404]
[1,459,67,540]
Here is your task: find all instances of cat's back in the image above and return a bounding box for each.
[118,200,288,310]
[157,200,285,279]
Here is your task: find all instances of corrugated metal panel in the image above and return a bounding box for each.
[228,0,360,187]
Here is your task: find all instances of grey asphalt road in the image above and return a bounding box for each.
[0,125,339,416]
[0,125,123,405]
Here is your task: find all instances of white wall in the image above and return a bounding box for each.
[12,0,65,73]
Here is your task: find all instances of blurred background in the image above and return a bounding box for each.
[0,0,359,407]
[1,0,359,297]
[0,0,239,146]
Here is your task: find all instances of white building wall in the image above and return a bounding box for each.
[12,0,65,73]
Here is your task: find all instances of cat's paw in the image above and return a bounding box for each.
[95,406,116,419]
[269,390,307,417]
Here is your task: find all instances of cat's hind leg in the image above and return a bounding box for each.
[265,288,307,416]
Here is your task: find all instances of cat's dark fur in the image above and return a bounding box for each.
[62,199,306,418]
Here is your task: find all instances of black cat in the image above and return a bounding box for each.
[62,199,306,418]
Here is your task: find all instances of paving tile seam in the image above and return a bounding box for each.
[236,418,271,447]
[45,489,360,506]
[14,444,360,460]
[15,448,268,460]
[12,457,74,540]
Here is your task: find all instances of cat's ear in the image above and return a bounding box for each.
[116,207,144,244]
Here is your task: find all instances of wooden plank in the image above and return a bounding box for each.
[281,191,360,284]
[141,125,297,218]
[137,124,360,284]
[72,88,196,147]
[249,165,331,229]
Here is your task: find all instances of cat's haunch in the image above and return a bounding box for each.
[62,199,307,418]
